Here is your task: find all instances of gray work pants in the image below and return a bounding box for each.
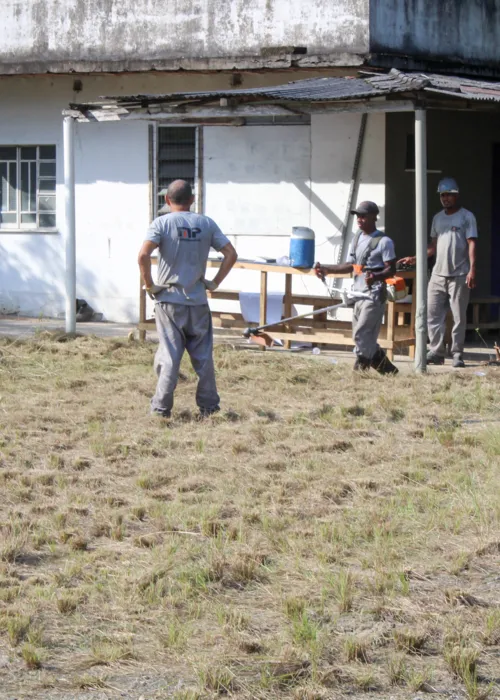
[151,302,220,415]
[428,274,470,357]
[352,298,385,360]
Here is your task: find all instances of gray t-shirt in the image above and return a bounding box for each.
[348,230,396,293]
[145,212,230,305]
[430,208,478,277]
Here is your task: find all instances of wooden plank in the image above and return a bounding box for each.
[206,259,351,277]
[208,290,342,307]
[207,290,240,301]
[260,271,268,326]
[283,273,293,349]
[469,296,500,304]
[466,322,500,330]
[386,300,396,360]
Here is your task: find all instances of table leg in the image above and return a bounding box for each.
[283,273,292,349]
[259,271,268,327]
[409,278,417,360]
[386,300,396,360]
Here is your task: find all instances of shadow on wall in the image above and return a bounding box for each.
[0,237,118,320]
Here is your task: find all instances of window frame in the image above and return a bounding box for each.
[0,145,57,232]
[154,125,201,217]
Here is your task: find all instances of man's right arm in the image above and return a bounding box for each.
[398,220,437,267]
[315,263,353,279]
[138,241,159,289]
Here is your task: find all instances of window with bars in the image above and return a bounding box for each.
[157,127,197,215]
[0,145,57,230]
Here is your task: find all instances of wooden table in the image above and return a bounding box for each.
[138,259,416,359]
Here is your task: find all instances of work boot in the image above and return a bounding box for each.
[353,355,371,372]
[199,405,221,419]
[426,351,445,366]
[452,353,465,368]
[151,408,171,419]
[371,348,399,375]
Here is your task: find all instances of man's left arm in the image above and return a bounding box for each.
[365,237,397,286]
[365,259,396,286]
[466,213,478,290]
[467,238,477,289]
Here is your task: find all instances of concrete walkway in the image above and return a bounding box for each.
[0,316,496,373]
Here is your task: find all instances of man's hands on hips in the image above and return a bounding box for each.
[203,279,219,291]
[144,284,165,299]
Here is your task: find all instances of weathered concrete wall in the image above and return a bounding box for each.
[370,0,500,74]
[0,0,368,74]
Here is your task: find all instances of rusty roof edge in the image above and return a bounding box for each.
[67,70,500,114]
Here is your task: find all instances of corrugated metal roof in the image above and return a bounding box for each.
[68,69,500,115]
[101,70,425,106]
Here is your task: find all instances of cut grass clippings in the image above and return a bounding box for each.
[0,335,498,699]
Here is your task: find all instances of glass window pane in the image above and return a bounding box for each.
[39,178,56,193]
[38,194,55,211]
[21,213,37,224]
[8,162,17,211]
[21,162,29,211]
[21,147,36,160]
[39,146,56,159]
[39,162,56,177]
[0,213,17,224]
[39,213,56,228]
[0,147,16,160]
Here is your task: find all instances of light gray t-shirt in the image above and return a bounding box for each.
[430,208,478,277]
[348,230,396,293]
[145,212,230,305]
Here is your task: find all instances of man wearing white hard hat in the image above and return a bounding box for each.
[399,178,477,368]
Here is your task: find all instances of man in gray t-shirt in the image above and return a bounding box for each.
[138,180,237,417]
[315,201,398,374]
[399,178,478,368]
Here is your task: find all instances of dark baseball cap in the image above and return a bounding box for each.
[351,201,379,216]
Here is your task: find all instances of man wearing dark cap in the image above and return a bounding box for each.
[315,201,398,374]
[138,180,237,418]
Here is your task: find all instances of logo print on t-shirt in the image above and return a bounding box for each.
[451,226,461,233]
[178,226,201,241]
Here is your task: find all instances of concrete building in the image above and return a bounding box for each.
[1,0,500,321]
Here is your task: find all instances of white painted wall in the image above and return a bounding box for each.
[203,112,386,311]
[204,124,312,295]
[0,74,386,323]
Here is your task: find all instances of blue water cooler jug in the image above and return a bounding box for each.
[289,227,315,268]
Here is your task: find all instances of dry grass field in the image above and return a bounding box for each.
[0,333,499,700]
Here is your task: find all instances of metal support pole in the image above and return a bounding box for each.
[63,116,76,334]
[414,109,428,373]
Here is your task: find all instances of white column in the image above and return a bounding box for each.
[63,116,76,333]
[414,109,428,373]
